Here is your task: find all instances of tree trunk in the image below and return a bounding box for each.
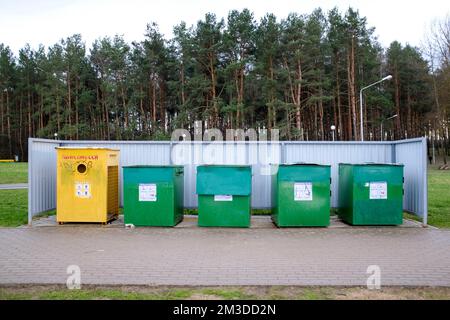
[319,87,324,141]
[40,90,44,133]
[160,81,165,133]
[347,36,357,141]
[283,57,303,140]
[394,70,401,139]
[27,83,32,138]
[139,84,146,133]
[103,86,110,139]
[335,60,343,141]
[75,77,79,139]
[19,94,24,160]
[268,56,274,129]
[6,90,12,158]
[0,92,4,135]
[67,70,72,139]
[56,82,60,132]
[152,78,157,125]
[180,62,186,106]
[121,84,128,130]
[209,54,218,128]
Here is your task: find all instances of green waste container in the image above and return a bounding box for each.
[123,166,184,227]
[196,165,252,228]
[272,164,331,227]
[338,163,404,226]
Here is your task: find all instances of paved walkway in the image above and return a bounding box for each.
[0,183,28,190]
[1,216,449,287]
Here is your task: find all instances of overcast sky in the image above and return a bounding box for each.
[1,0,449,54]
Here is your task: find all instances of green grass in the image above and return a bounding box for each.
[297,288,333,300]
[199,288,255,299]
[37,289,193,300]
[0,189,54,227]
[183,208,198,215]
[0,286,250,300]
[1,285,450,300]
[0,189,28,227]
[0,287,192,300]
[0,162,28,184]
[426,169,450,228]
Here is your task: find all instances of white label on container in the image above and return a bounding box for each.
[369,182,388,200]
[214,195,233,202]
[139,184,157,202]
[75,182,91,198]
[294,182,313,201]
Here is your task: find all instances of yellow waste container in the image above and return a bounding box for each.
[56,147,120,224]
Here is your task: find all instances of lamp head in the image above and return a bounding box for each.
[383,75,393,81]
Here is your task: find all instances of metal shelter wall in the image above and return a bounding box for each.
[27,137,428,225]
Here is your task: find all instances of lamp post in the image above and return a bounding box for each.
[380,114,398,141]
[331,125,336,141]
[360,75,393,141]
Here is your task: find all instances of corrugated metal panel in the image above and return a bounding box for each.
[284,142,393,208]
[28,138,427,224]
[171,142,281,208]
[394,138,427,219]
[28,138,61,223]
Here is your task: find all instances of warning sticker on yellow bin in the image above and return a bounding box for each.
[369,182,388,199]
[294,182,313,201]
[75,183,91,198]
[139,184,157,202]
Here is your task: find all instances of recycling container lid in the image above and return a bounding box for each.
[339,162,404,167]
[196,165,252,195]
[56,147,119,151]
[123,165,183,168]
[279,163,331,167]
[197,165,251,168]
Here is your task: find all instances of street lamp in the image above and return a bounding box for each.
[330,125,336,141]
[360,75,393,141]
[380,114,398,141]
[54,132,58,140]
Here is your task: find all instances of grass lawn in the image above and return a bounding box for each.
[426,169,450,228]
[0,162,28,184]
[0,285,449,300]
[0,189,28,227]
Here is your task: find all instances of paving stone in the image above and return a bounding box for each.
[1,218,449,286]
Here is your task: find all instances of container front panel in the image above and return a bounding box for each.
[352,166,404,225]
[123,167,183,227]
[276,166,331,227]
[124,182,175,226]
[56,149,109,222]
[198,195,251,227]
